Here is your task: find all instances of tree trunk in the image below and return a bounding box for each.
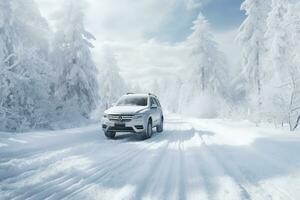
[292,115,300,131]
[255,41,262,123]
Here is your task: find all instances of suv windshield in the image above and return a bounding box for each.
[116,96,148,106]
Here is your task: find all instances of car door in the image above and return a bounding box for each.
[150,97,159,126]
[154,98,163,121]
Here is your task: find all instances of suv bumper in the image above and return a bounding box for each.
[101,117,146,133]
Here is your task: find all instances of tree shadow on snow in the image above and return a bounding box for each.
[94,128,300,199]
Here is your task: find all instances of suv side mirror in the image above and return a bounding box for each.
[151,104,158,109]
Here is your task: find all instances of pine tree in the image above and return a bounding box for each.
[98,47,126,109]
[285,2,300,130]
[52,0,99,118]
[186,13,227,94]
[178,13,228,116]
[0,0,53,131]
[265,0,289,82]
[261,0,290,125]
[237,0,271,121]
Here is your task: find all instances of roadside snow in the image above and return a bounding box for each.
[0,114,300,200]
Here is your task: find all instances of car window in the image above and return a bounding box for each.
[116,96,148,106]
[150,97,156,107]
[154,98,161,107]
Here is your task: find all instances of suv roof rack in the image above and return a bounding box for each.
[126,92,158,98]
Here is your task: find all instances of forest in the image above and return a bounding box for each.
[1,0,300,131]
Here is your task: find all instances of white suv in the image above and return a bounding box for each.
[101,93,164,139]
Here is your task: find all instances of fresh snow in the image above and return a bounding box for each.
[1,114,300,200]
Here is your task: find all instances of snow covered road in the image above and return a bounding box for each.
[1,115,300,200]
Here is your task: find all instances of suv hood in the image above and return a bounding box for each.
[105,106,147,115]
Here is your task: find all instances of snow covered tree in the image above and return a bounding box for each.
[259,0,300,130]
[261,0,291,125]
[52,0,99,119]
[98,47,126,110]
[284,2,300,130]
[265,0,289,79]
[178,13,228,117]
[237,0,271,122]
[14,0,51,58]
[0,0,53,131]
[186,14,227,94]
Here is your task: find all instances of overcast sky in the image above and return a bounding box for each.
[37,0,245,86]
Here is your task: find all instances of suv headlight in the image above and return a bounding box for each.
[103,114,108,118]
[133,114,144,119]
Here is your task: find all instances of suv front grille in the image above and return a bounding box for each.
[108,114,134,122]
[108,126,134,132]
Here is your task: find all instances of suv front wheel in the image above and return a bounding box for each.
[105,131,116,139]
[141,120,152,140]
[156,117,164,133]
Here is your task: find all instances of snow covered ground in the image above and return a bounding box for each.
[1,114,300,200]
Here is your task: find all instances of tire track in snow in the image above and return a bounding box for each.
[177,140,187,200]
[54,134,167,200]
[63,121,190,200]
[185,117,271,200]
[163,120,243,200]
[124,141,171,200]
[181,131,216,200]
[198,133,257,200]
[194,132,247,200]
[0,129,101,163]
[242,144,298,200]
[0,141,100,183]
[222,143,295,200]
[1,116,298,200]
[132,139,176,200]
[5,137,154,200]
[65,123,190,200]
[23,134,164,200]
[186,117,295,200]
[132,128,191,200]
[1,142,109,200]
[74,137,170,200]
[199,133,294,200]
[1,141,108,195]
